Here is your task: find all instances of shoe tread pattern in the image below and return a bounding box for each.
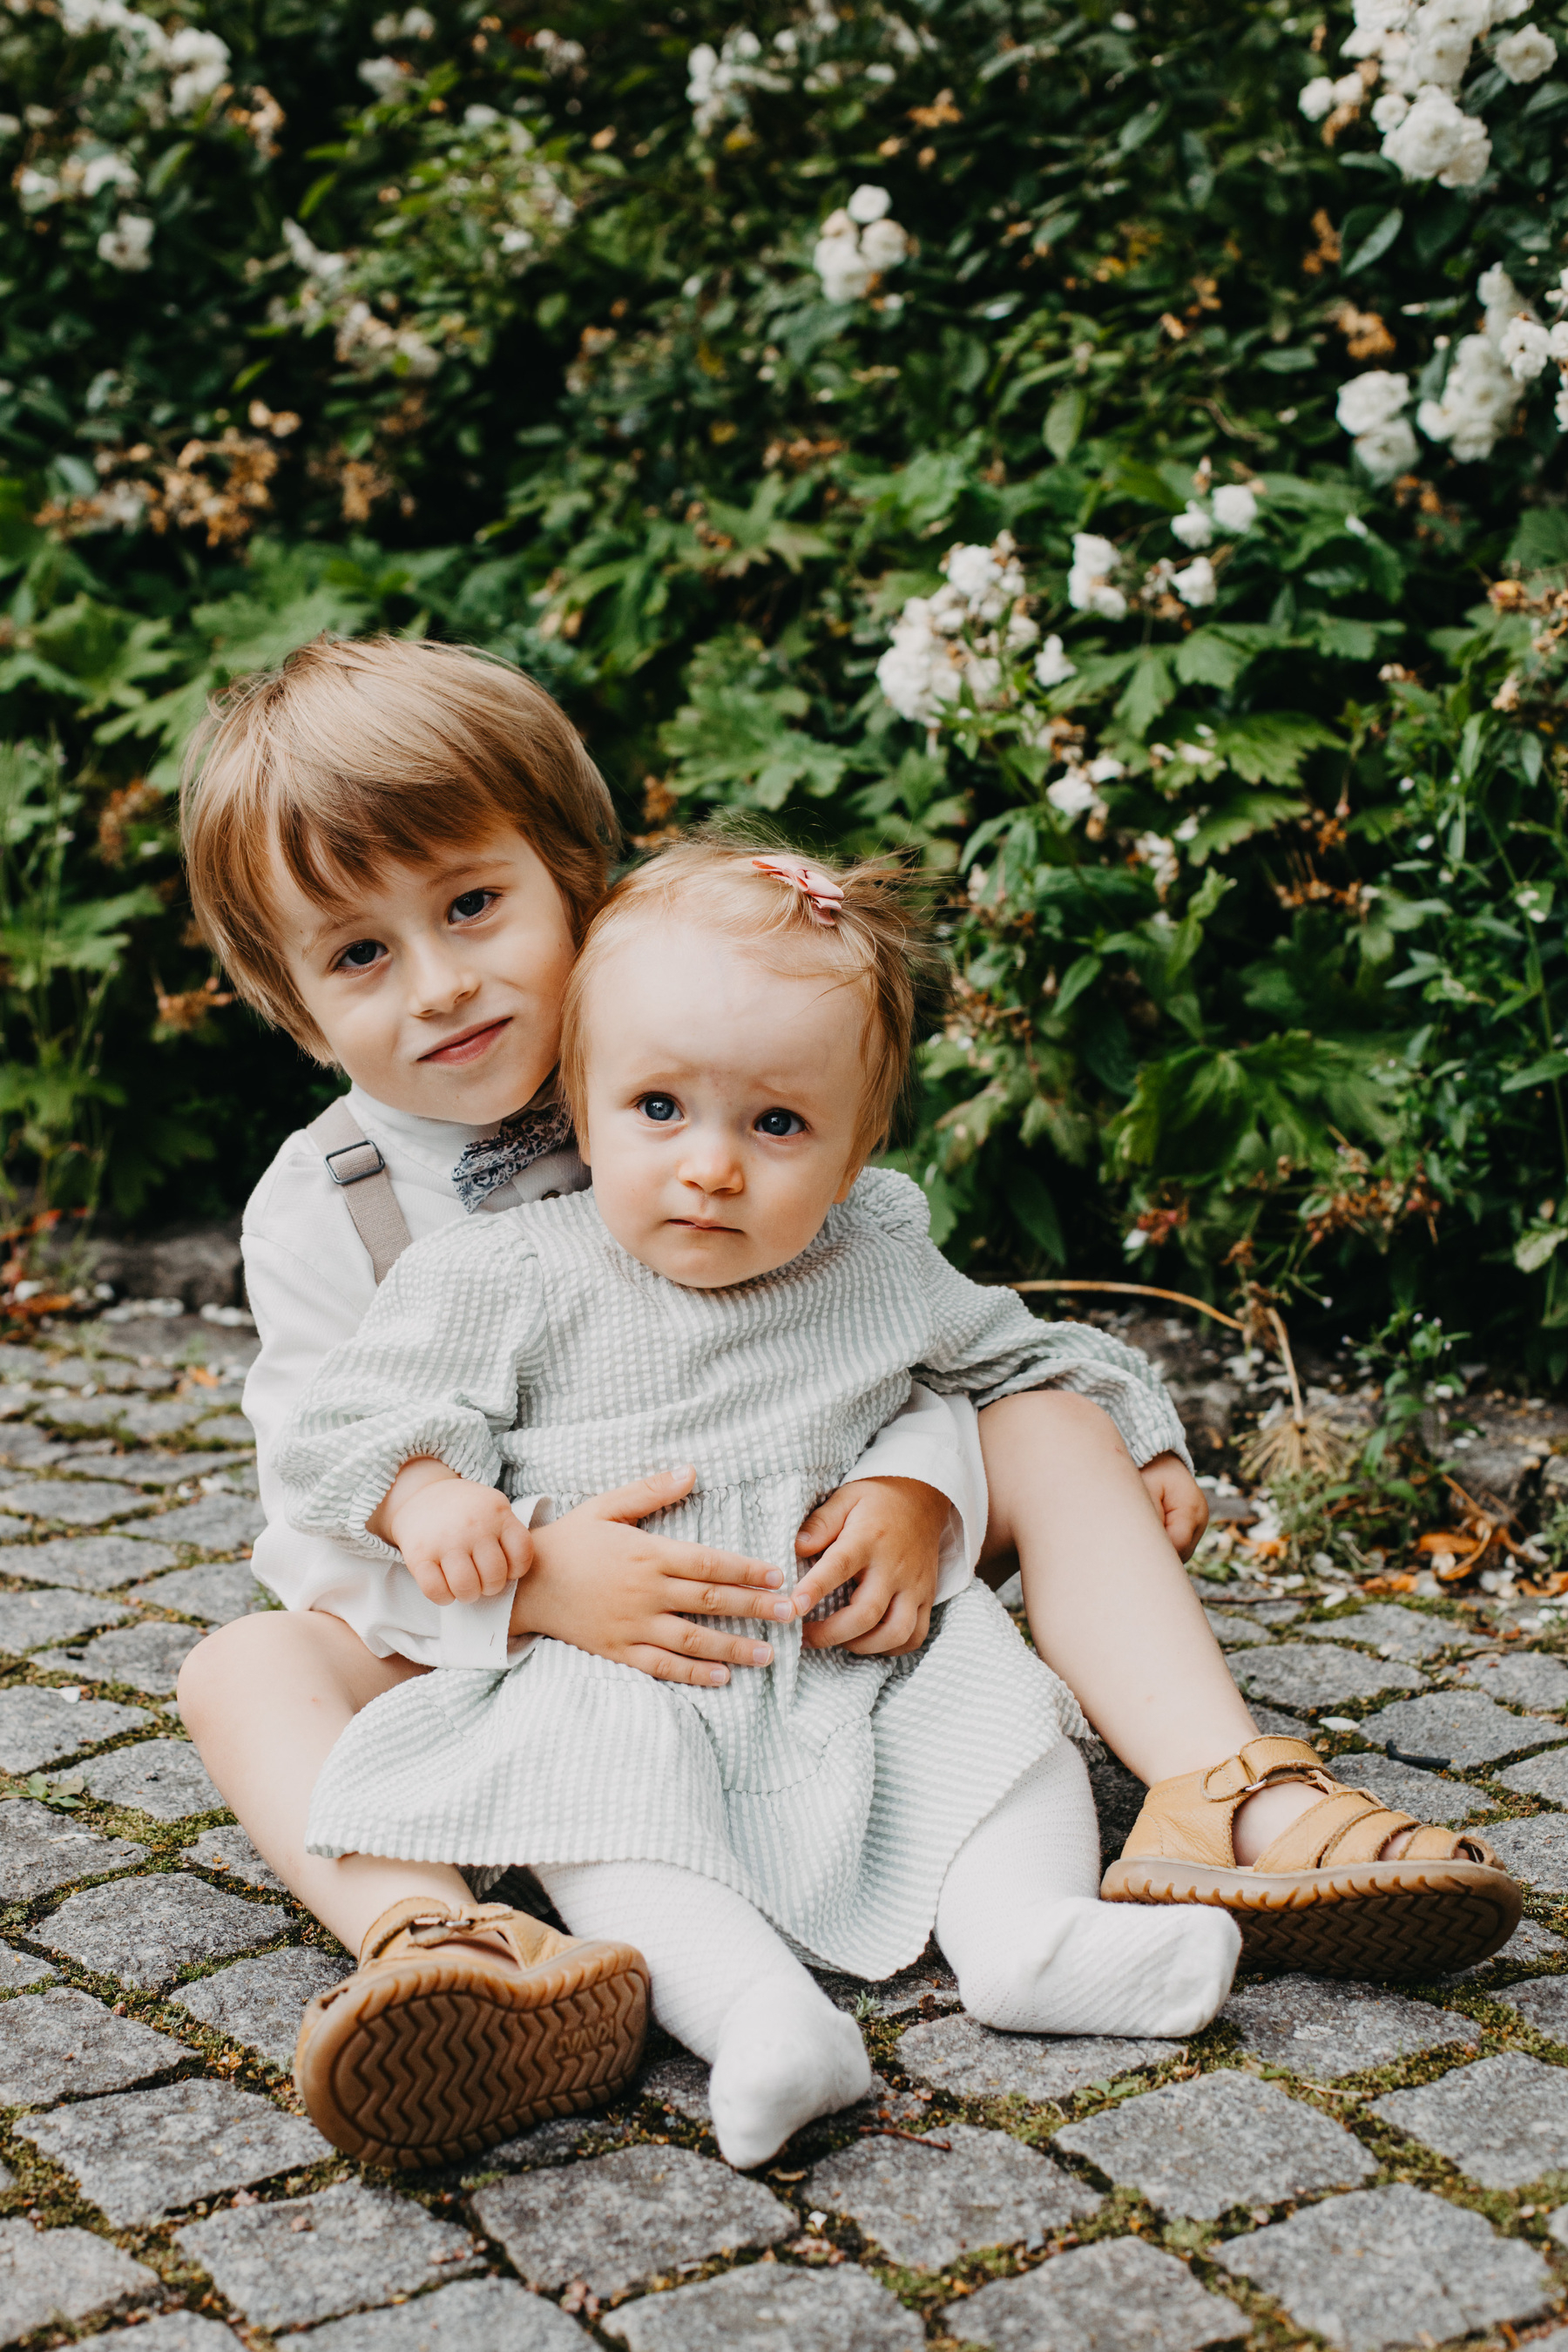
[1111,1863,1519,1980]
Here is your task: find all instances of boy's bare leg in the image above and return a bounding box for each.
[977,1390,1322,1863]
[178,1609,473,1953]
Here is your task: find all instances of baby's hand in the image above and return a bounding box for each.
[374,1459,533,1605]
[793,1476,950,1658]
[1139,1450,1208,1560]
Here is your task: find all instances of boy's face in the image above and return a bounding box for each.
[578,924,868,1288]
[273,823,578,1124]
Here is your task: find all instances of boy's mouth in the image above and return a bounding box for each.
[419,1017,511,1067]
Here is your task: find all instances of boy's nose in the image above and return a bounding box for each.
[406,940,479,1017]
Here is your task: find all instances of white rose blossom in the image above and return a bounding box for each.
[1501,315,1552,382]
[1381,84,1490,185]
[1299,75,1337,118]
[1212,482,1260,531]
[1046,770,1104,821]
[1336,369,1410,435]
[1355,416,1421,478]
[1135,833,1181,895]
[1417,330,1519,460]
[166,25,229,112]
[78,150,139,196]
[357,54,408,98]
[1172,556,1216,607]
[813,192,909,300]
[98,212,153,269]
[686,30,787,135]
[1172,501,1213,549]
[1548,322,1568,364]
[1035,634,1077,688]
[1495,22,1556,78]
[1066,532,1127,619]
[1372,90,1411,127]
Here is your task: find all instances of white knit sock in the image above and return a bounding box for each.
[534,1858,870,2170]
[936,1744,1240,2038]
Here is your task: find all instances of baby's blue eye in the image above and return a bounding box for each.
[640,1094,679,1123]
[449,889,494,923]
[755,1108,803,1138]
[339,939,384,970]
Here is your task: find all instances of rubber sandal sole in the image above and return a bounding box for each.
[294,1936,649,2169]
[1100,1856,1521,1980]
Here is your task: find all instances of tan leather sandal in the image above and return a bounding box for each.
[1100,1734,1521,1979]
[294,1896,649,2169]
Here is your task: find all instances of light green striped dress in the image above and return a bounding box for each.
[280,1168,1187,1980]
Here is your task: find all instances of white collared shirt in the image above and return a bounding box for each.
[242,1085,983,1669]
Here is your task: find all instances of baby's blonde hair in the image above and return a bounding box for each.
[180,634,617,1055]
[560,833,948,1163]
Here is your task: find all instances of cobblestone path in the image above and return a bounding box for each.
[2,1313,1568,2350]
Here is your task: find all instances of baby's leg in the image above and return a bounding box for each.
[536,1860,870,2169]
[178,1607,472,1950]
[936,1742,1240,2038]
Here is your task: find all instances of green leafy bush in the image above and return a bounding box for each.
[3,0,1567,1367]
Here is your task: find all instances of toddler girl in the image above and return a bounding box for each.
[279,839,1242,2169]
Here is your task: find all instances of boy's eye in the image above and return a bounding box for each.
[449,889,497,923]
[639,1094,680,1124]
[755,1107,804,1139]
[337,939,385,971]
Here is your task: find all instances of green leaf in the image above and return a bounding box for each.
[1342,205,1404,274]
[1186,792,1308,863]
[1009,1165,1064,1262]
[1502,1051,1568,1093]
[1043,388,1087,463]
[1114,648,1178,736]
[1206,713,1340,785]
[1516,1226,1568,1274]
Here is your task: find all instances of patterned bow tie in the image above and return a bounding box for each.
[452,1098,575,1211]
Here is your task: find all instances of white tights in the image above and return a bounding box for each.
[535,1741,1238,2170]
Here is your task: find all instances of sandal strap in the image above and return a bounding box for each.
[362,1897,566,1972]
[1252,1789,1403,1872]
[1405,1823,1502,1866]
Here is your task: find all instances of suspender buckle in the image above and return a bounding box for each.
[324,1138,389,1187]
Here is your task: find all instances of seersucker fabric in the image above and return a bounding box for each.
[280,1166,1191,1979]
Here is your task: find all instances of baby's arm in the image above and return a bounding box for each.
[793,1384,980,1656]
[368,1456,534,1605]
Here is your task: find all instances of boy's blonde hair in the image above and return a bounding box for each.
[180,634,618,1054]
[561,834,948,1164]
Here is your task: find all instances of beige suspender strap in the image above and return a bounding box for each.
[307,1098,415,1286]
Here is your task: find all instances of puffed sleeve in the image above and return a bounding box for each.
[850,1168,1193,1471]
[276,1215,547,1559]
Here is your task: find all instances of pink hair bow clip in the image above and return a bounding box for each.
[751,854,845,928]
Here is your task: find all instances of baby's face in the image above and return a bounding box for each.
[271,823,577,1123]
[579,925,870,1288]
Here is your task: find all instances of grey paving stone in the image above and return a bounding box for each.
[1482,1814,1568,1891]
[175,2178,480,2328]
[0,1942,55,1988]
[37,1874,286,1990]
[0,1431,69,1470]
[805,2121,1101,2270]
[33,1619,205,1693]
[33,1396,139,1433]
[1306,1602,1490,1659]
[1231,1643,1426,1713]
[897,2011,1176,2103]
[1212,2180,1553,2351]
[945,2234,1246,2352]
[0,1519,27,1543]
[1,1480,158,1527]
[606,2262,924,2352]
[470,2144,794,2298]
[66,1451,253,1490]
[1248,1704,1316,1737]
[0,1686,152,1772]
[84,2316,243,2352]
[482,2113,629,2172]
[1493,1975,1568,2043]
[302,2277,580,2352]
[17,2076,329,2224]
[1497,1746,1568,1801]
[1221,1974,1478,2079]
[1333,1751,1492,1825]
[172,1947,352,2067]
[181,1825,287,1894]
[118,1398,217,1441]
[0,1586,128,1652]
[0,1984,185,2105]
[61,1738,223,1819]
[0,2217,159,2339]
[1206,1608,1271,1646]
[638,2051,713,2122]
[125,1494,264,1553]
[1455,1651,1568,1712]
[1360,1690,1568,1767]
[1372,2051,1568,2186]
[127,1561,265,1623]
[0,1533,177,1586]
[1055,2070,1376,2220]
[0,1797,145,1897]
[814,1951,956,2020]
[192,1415,253,1449]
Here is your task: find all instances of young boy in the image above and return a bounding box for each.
[178,634,1514,2168]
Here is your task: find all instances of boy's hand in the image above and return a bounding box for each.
[1139,1451,1208,1560]
[517,1466,794,1686]
[375,1458,534,1605]
[794,1477,950,1658]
